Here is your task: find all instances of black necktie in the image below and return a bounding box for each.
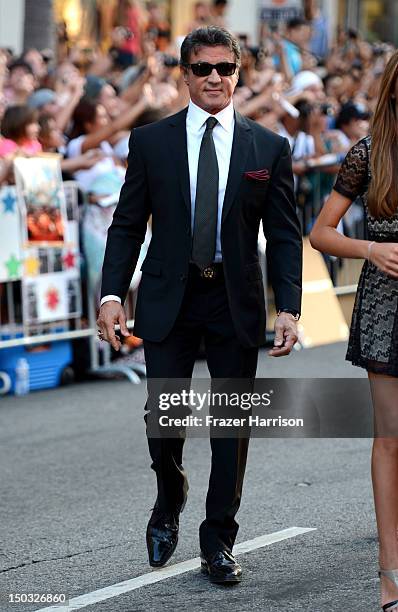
[191,116,219,270]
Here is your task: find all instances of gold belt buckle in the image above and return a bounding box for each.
[201,266,216,280]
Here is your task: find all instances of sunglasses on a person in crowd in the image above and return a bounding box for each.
[182,62,237,77]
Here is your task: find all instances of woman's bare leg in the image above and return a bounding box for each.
[369,372,398,609]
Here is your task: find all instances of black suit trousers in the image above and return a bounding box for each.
[143,264,259,555]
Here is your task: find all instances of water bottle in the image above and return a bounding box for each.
[15,358,30,396]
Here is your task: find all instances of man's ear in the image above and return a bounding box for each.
[181,66,189,85]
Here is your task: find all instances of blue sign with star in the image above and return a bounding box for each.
[2,189,16,214]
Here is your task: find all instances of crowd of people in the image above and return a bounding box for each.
[0,0,395,299]
[3,6,398,606]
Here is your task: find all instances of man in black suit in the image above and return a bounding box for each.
[97,26,302,584]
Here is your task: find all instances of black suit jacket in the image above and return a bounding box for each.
[101,107,302,348]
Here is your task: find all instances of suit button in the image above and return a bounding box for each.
[180,274,186,282]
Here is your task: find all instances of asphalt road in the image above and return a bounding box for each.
[1,342,383,612]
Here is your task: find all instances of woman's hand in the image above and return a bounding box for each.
[142,82,178,110]
[79,149,105,168]
[369,242,398,278]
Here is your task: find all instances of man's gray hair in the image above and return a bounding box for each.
[180,26,241,68]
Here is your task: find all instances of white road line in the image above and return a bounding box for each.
[36,526,316,612]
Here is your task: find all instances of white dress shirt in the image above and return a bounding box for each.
[101,99,235,306]
[186,98,235,263]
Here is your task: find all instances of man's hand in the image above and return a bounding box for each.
[268,312,299,357]
[96,301,130,352]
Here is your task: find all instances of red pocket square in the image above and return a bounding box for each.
[244,169,270,181]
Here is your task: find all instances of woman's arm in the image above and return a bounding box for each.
[119,66,150,105]
[310,190,398,277]
[309,189,369,258]
[60,149,104,173]
[55,76,86,133]
[80,95,148,154]
[310,138,371,258]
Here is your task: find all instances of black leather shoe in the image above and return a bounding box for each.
[200,550,242,584]
[146,511,179,568]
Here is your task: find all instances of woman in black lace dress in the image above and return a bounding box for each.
[310,50,398,612]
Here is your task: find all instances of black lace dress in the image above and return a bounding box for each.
[333,135,398,376]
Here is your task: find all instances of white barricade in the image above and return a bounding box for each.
[0,173,145,392]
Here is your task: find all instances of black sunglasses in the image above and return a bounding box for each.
[183,62,237,77]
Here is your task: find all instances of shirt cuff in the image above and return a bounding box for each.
[100,295,122,306]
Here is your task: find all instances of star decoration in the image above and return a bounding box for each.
[46,286,60,310]
[5,254,21,278]
[24,256,40,276]
[2,190,16,213]
[63,251,76,269]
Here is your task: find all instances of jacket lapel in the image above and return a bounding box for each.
[168,107,191,219]
[222,111,253,224]
[167,107,253,224]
